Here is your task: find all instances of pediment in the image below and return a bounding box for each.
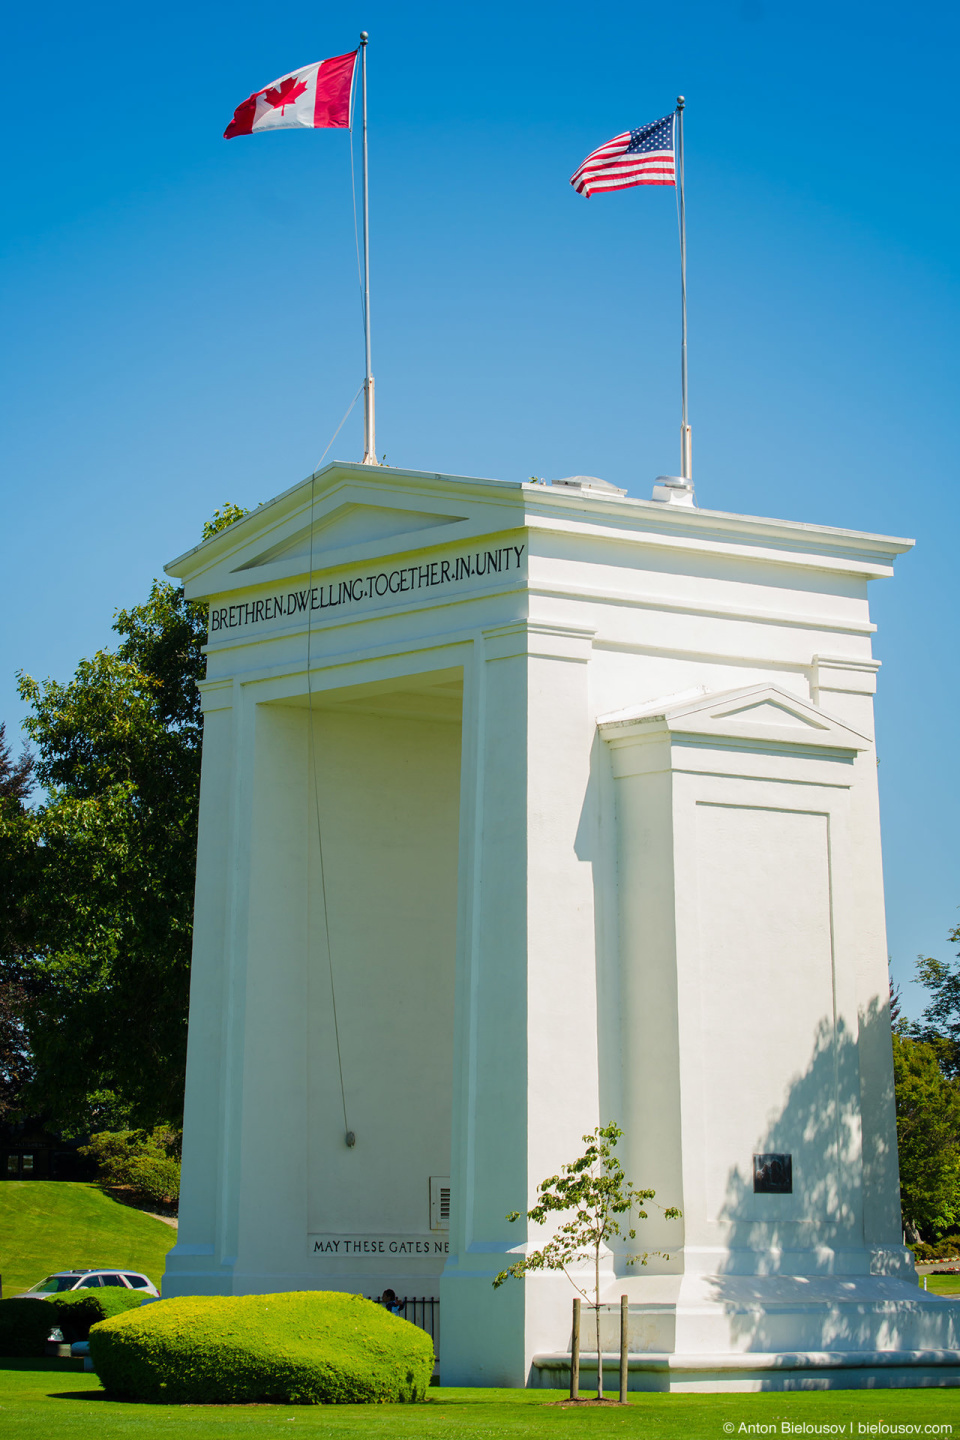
[233,503,466,572]
[163,461,527,600]
[597,683,870,752]
[708,698,829,731]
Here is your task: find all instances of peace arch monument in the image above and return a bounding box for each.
[162,463,960,1389]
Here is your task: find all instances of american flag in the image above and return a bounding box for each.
[570,114,676,197]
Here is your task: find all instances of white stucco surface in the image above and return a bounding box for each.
[162,462,959,1389]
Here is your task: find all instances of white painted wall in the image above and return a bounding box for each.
[696,804,839,1229]
[304,702,461,1282]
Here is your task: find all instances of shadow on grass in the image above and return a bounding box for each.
[49,1390,111,1401]
[45,1387,562,1408]
[47,1390,450,1407]
[0,1358,86,1372]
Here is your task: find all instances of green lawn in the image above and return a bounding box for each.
[923,1272,960,1296]
[0,1369,957,1440]
[0,1183,176,1297]
[1,1188,955,1437]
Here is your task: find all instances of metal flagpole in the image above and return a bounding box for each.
[676,95,691,481]
[359,31,376,464]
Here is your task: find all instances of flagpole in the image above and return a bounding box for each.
[359,31,376,464]
[676,95,691,481]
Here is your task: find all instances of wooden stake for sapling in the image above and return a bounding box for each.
[570,1297,580,1399]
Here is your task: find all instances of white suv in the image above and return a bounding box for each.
[23,1268,159,1297]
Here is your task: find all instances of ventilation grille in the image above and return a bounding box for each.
[429,1176,451,1231]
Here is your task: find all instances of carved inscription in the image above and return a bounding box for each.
[210,545,526,635]
[310,1236,450,1256]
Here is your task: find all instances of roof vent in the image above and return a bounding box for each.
[551,475,627,497]
[651,475,696,507]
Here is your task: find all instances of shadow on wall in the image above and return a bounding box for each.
[714,1006,875,1264]
[704,999,947,1355]
[576,731,625,1136]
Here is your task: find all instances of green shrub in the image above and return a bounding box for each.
[79,1127,180,1208]
[913,1235,960,1263]
[54,1288,146,1341]
[0,1289,150,1355]
[0,1297,59,1357]
[88,1291,435,1404]
[122,1154,181,1209]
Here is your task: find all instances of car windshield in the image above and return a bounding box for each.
[27,1275,81,1294]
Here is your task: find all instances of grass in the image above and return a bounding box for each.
[923,1272,960,1296]
[0,1183,175,1297]
[0,1370,958,1440]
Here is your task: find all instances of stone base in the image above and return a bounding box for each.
[531,1272,960,1391]
[531,1350,960,1392]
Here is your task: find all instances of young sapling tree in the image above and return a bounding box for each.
[493,1122,680,1400]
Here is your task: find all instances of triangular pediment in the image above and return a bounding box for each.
[597,683,870,752]
[164,461,527,600]
[709,698,829,730]
[233,503,467,571]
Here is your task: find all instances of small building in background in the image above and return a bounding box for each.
[1,1117,95,1182]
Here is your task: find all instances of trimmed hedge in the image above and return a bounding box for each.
[0,1288,147,1355]
[0,1297,58,1357]
[55,1288,146,1341]
[88,1291,435,1404]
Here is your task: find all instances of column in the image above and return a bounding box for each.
[165,678,239,1295]
[441,621,599,1385]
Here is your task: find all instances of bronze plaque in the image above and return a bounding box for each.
[753,1153,792,1194]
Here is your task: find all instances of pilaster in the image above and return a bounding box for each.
[441,621,598,1384]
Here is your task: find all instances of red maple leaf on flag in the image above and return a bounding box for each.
[263,75,308,114]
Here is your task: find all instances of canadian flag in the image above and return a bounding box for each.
[224,51,358,138]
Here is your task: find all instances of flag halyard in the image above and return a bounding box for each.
[570,114,676,196]
[221,34,378,468]
[224,50,358,138]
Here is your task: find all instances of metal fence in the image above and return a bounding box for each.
[370,1294,439,1359]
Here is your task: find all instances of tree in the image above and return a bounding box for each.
[0,976,32,1120]
[1,503,248,1133]
[912,929,960,1080]
[201,502,250,544]
[892,1032,960,1238]
[892,924,960,1241]
[493,1123,680,1400]
[0,723,36,1118]
[0,722,34,802]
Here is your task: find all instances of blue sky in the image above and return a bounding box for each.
[2,0,957,1016]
